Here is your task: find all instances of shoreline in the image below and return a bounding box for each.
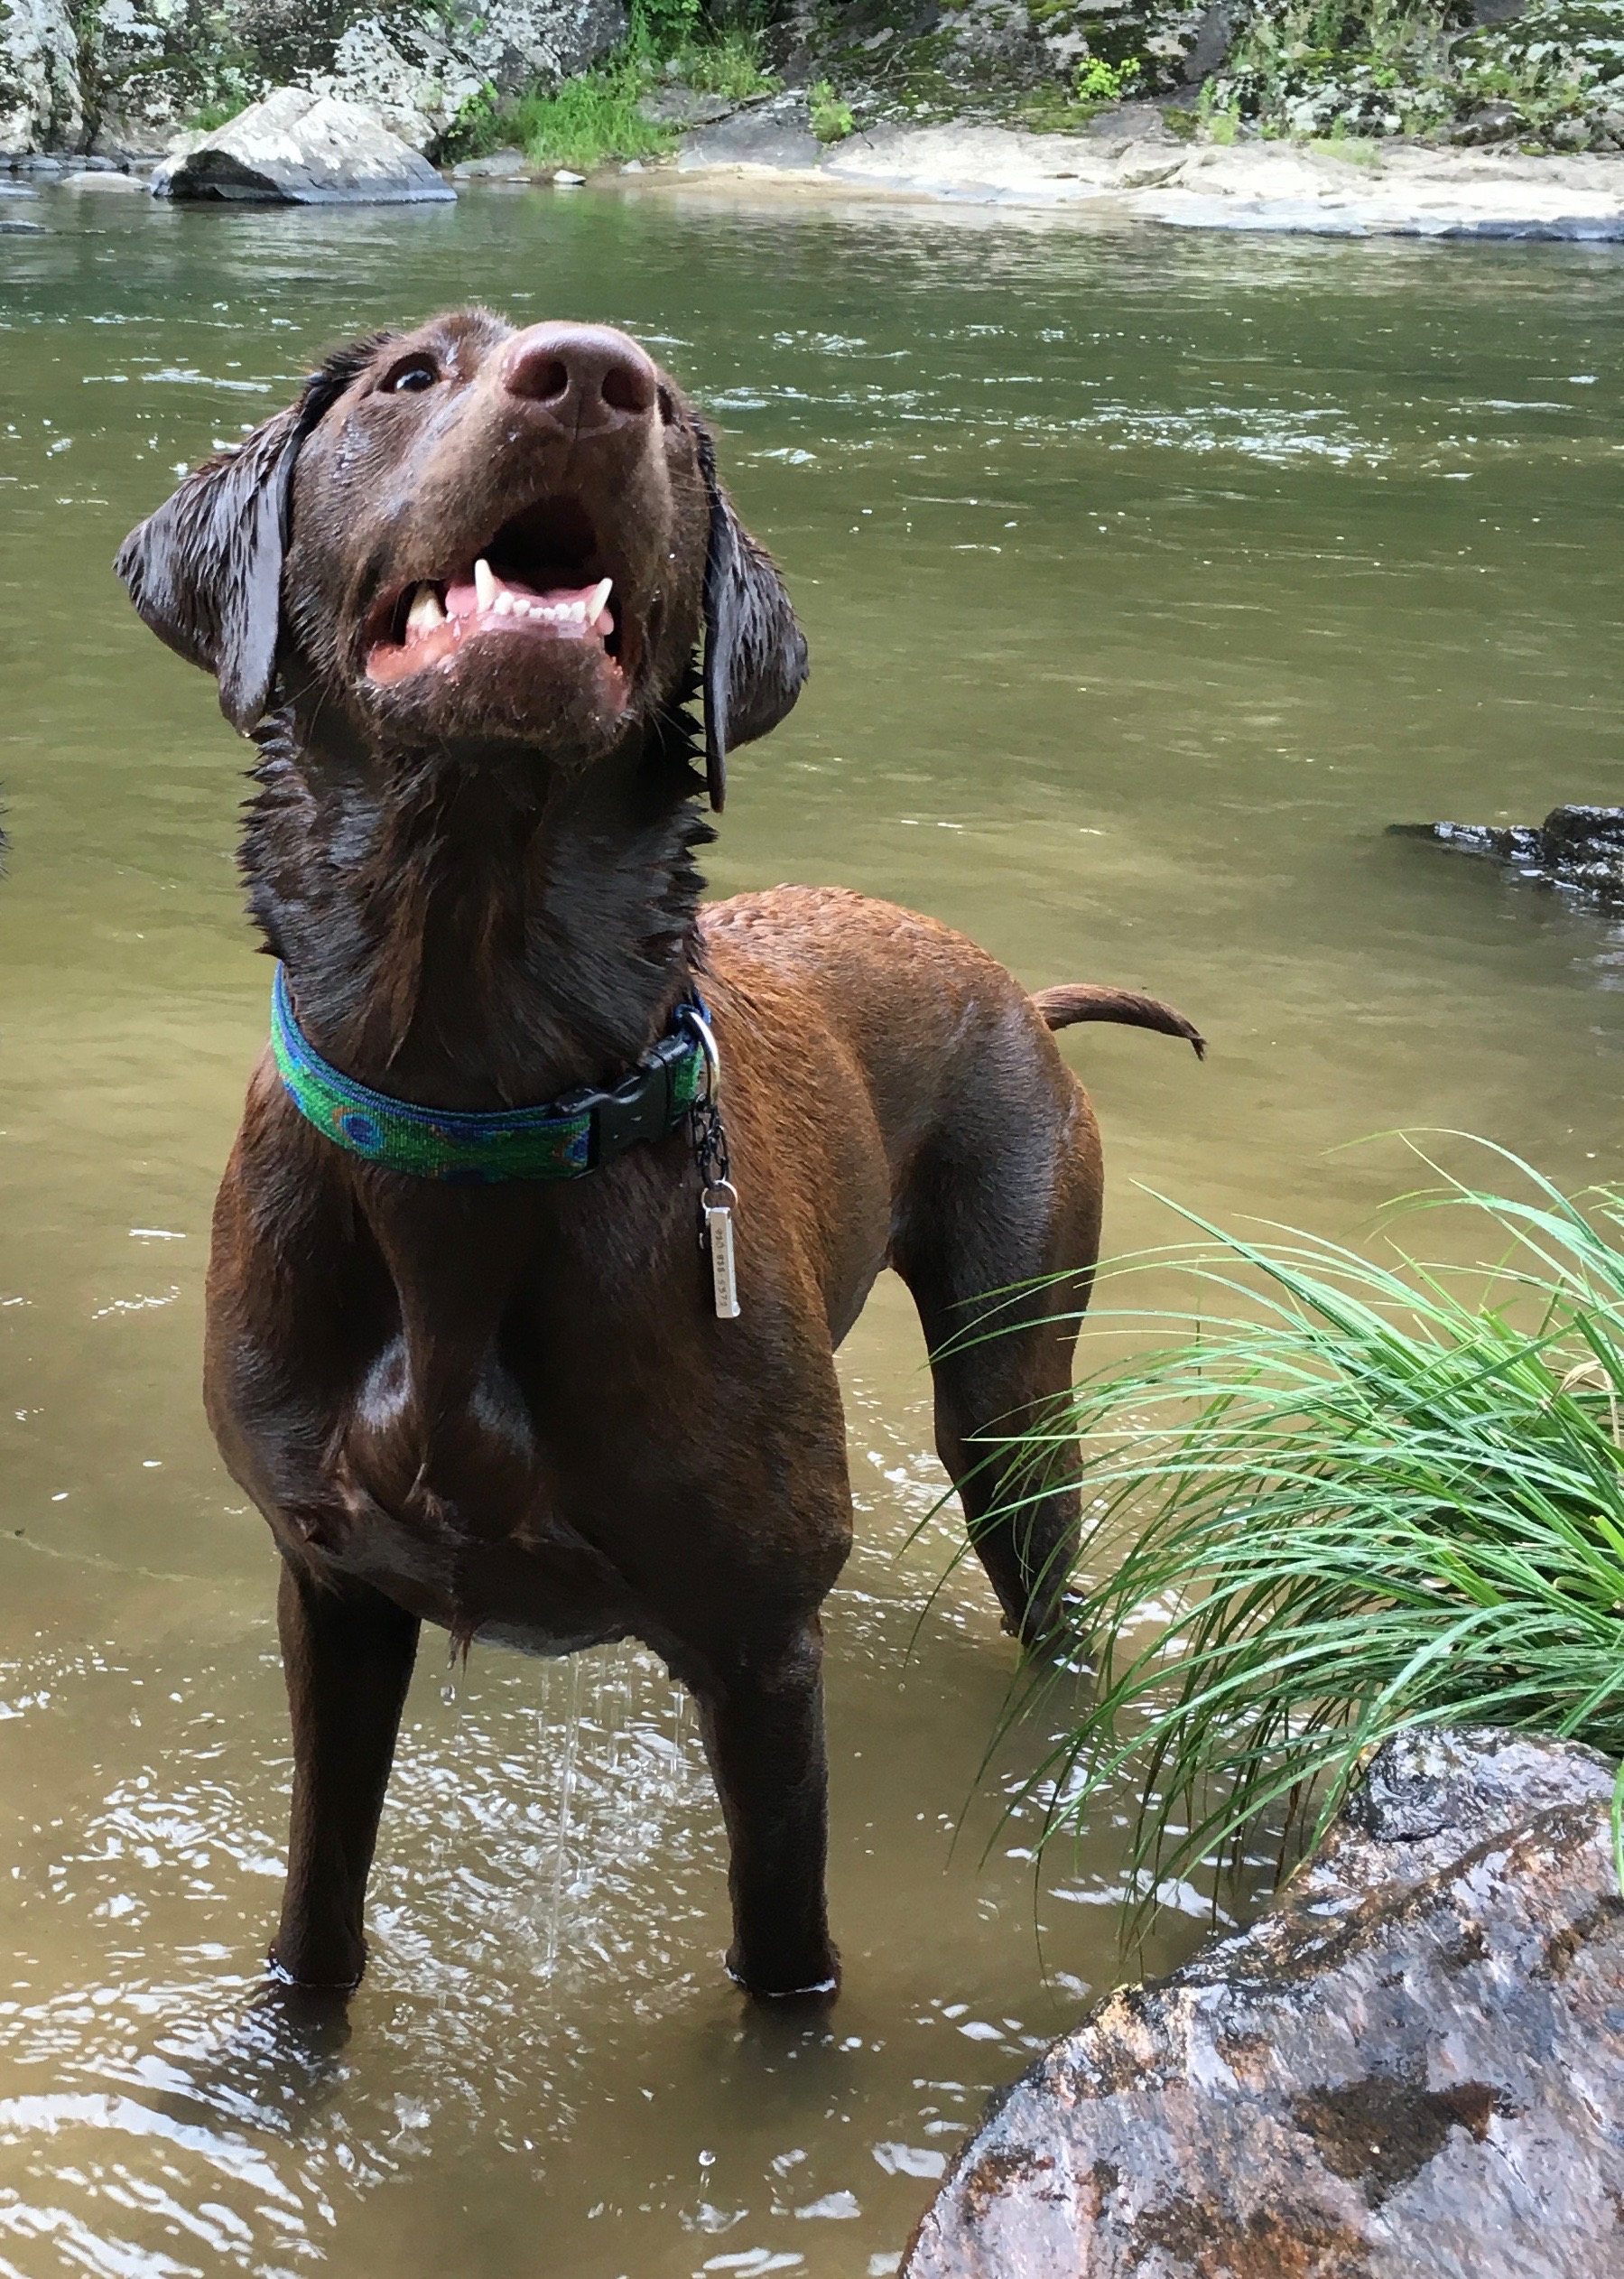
[651,107,1624,238]
[13,100,1624,238]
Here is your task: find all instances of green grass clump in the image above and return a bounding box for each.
[448,10,778,174]
[808,79,857,144]
[987,1142,1624,1928]
[509,50,674,173]
[673,26,780,100]
[185,96,251,135]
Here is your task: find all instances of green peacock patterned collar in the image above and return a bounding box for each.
[269,963,708,1185]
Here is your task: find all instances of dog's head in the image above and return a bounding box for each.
[115,308,807,809]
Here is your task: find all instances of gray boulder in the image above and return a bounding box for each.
[451,147,534,179]
[637,87,742,128]
[677,92,827,174]
[152,88,453,205]
[905,1726,1624,2279]
[297,0,625,153]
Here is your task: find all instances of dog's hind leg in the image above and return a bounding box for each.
[271,1558,420,1991]
[893,1067,1101,1649]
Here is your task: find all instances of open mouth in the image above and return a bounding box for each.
[364,496,630,693]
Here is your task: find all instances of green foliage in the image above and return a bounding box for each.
[1022,48,1144,132]
[636,0,704,47]
[509,53,676,172]
[185,95,251,135]
[1075,52,1142,105]
[438,5,779,172]
[808,78,857,141]
[432,80,503,164]
[1202,0,1617,144]
[981,1144,1624,1933]
[674,25,780,100]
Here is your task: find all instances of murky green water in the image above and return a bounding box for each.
[0,178,1619,2279]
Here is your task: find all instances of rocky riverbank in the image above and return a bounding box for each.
[5,2,1622,234]
[0,0,625,156]
[657,94,1624,231]
[4,1,1623,163]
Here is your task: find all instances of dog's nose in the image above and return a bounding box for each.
[500,322,658,430]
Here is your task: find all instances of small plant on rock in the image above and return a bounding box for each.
[1076,53,1143,107]
[808,79,857,143]
[675,23,780,99]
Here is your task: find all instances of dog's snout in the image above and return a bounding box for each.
[501,322,658,429]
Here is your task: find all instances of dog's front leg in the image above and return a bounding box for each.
[271,1557,420,1993]
[694,1620,840,2002]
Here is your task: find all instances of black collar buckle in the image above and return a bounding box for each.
[554,1028,695,1170]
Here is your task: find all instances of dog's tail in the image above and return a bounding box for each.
[1032,983,1205,1060]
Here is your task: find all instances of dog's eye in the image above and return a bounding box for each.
[381,358,438,395]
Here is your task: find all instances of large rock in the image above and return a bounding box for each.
[300,0,626,153]
[0,1,624,159]
[677,91,829,173]
[152,87,453,203]
[1397,804,1624,904]
[904,1727,1624,2279]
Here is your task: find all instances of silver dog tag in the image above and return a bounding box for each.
[703,1182,741,1319]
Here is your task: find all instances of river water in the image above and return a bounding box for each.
[0,179,1619,2279]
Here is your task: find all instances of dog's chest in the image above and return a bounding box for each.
[313,1331,634,1647]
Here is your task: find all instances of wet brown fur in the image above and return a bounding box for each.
[116,308,1202,2006]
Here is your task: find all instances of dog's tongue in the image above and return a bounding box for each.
[445,563,612,631]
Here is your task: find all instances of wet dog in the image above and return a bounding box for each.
[116,309,1202,2003]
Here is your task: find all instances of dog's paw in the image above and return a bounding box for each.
[724,1949,841,2005]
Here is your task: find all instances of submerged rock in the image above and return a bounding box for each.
[904,1726,1624,2279]
[1396,804,1624,903]
[451,147,533,179]
[152,88,453,205]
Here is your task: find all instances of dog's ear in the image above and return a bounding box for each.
[695,423,809,813]
[114,336,391,733]
[115,408,307,732]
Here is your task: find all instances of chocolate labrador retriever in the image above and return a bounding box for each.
[116,308,1201,2005]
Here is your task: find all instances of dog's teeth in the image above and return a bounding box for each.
[494,591,514,616]
[406,584,446,637]
[474,558,497,611]
[586,578,613,620]
[565,600,587,623]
